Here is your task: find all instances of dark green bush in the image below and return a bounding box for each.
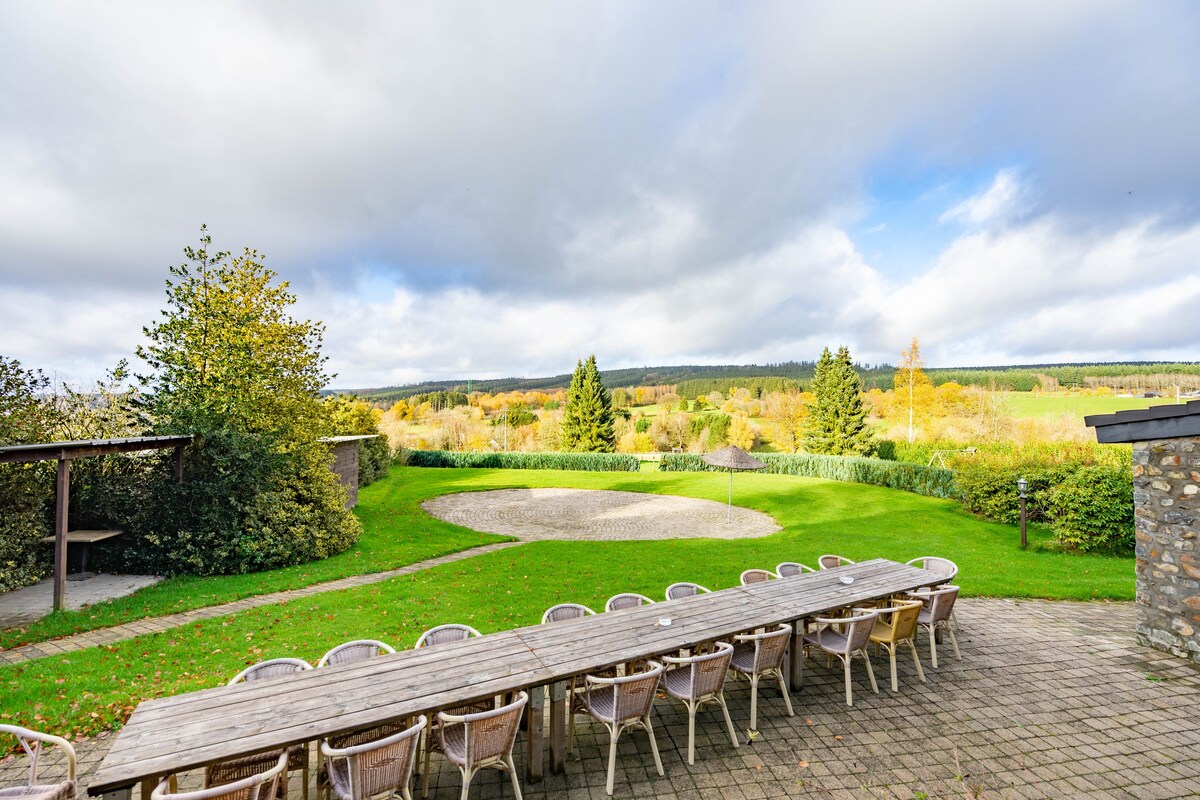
[407,450,640,472]
[658,452,958,499]
[0,357,57,592]
[1045,465,1134,553]
[951,448,1133,553]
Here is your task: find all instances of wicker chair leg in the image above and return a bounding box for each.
[944,622,961,660]
[718,695,739,749]
[842,656,853,707]
[605,731,619,795]
[927,624,939,669]
[775,671,794,717]
[505,755,523,800]
[686,702,697,765]
[861,651,879,694]
[749,675,759,731]
[907,638,926,682]
[887,644,899,692]
[458,764,474,800]
[643,716,664,776]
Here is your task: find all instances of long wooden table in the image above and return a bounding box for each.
[88,559,937,797]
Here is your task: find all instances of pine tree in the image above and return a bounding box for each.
[560,355,616,452]
[804,346,876,456]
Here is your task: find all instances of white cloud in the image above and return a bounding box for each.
[940,171,1028,226]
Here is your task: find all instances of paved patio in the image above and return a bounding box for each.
[5,597,1199,798]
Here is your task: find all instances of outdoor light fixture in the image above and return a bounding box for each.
[1018,478,1028,549]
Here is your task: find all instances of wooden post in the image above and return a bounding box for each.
[525,684,544,782]
[790,618,805,691]
[53,456,70,612]
[173,445,185,482]
[549,681,567,774]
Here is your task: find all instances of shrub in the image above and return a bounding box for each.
[407,450,640,472]
[658,452,958,499]
[0,357,57,592]
[951,448,1134,553]
[1045,466,1134,553]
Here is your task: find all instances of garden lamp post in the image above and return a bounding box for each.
[1018,477,1028,549]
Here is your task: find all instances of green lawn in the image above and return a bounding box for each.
[0,475,509,650]
[0,466,1132,740]
[1003,391,1179,420]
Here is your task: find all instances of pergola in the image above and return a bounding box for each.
[0,435,192,611]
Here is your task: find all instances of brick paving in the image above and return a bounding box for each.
[6,597,1200,798]
[0,542,522,666]
[422,488,782,541]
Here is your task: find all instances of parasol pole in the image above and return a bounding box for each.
[727,467,733,522]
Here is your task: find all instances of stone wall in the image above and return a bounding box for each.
[1132,435,1200,664]
[329,440,360,509]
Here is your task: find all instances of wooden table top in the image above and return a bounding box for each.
[88,558,936,793]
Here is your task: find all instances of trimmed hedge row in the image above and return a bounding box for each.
[405,450,641,472]
[658,452,959,499]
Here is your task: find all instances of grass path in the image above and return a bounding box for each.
[0,466,1132,740]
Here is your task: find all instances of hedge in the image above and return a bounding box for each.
[405,450,640,472]
[658,452,959,499]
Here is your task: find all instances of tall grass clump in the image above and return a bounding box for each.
[406,450,640,472]
[659,452,958,499]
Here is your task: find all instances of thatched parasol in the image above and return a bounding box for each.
[701,445,766,521]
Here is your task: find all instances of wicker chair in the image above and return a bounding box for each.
[153,753,287,800]
[903,585,962,668]
[604,593,655,612]
[906,557,961,625]
[575,662,665,796]
[212,659,314,800]
[775,562,816,578]
[905,556,958,585]
[437,692,528,800]
[540,603,596,624]
[0,724,77,800]
[729,624,795,730]
[801,609,880,706]
[739,569,774,585]
[665,582,710,601]
[414,624,483,648]
[317,640,395,667]
[661,642,740,764]
[321,716,426,800]
[817,555,855,569]
[414,624,487,798]
[866,600,926,692]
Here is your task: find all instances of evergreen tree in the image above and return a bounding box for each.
[134,226,361,575]
[804,346,876,456]
[560,355,616,452]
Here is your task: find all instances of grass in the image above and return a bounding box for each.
[0,466,1132,740]
[1003,391,1178,420]
[0,476,508,650]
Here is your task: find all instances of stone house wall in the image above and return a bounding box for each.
[1132,435,1200,664]
[329,440,360,509]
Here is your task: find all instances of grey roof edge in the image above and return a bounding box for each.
[1085,399,1200,429]
[1087,399,1200,443]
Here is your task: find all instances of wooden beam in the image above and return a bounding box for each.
[173,445,185,482]
[54,457,70,612]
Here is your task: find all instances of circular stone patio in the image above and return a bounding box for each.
[421,488,781,541]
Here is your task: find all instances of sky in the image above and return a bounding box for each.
[1,1,1198,390]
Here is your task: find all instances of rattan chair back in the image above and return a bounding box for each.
[817,554,854,569]
[665,582,710,600]
[318,640,395,667]
[739,569,774,585]
[414,623,482,648]
[604,592,655,611]
[775,561,816,577]
[540,603,596,624]
[320,716,425,800]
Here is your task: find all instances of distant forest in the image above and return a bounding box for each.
[341,360,1200,405]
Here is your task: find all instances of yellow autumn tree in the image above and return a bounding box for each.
[894,337,935,442]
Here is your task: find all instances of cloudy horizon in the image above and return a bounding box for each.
[2,1,1198,390]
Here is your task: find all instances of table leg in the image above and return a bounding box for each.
[96,787,134,800]
[525,684,544,783]
[549,681,567,774]
[139,778,157,800]
[790,619,805,691]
